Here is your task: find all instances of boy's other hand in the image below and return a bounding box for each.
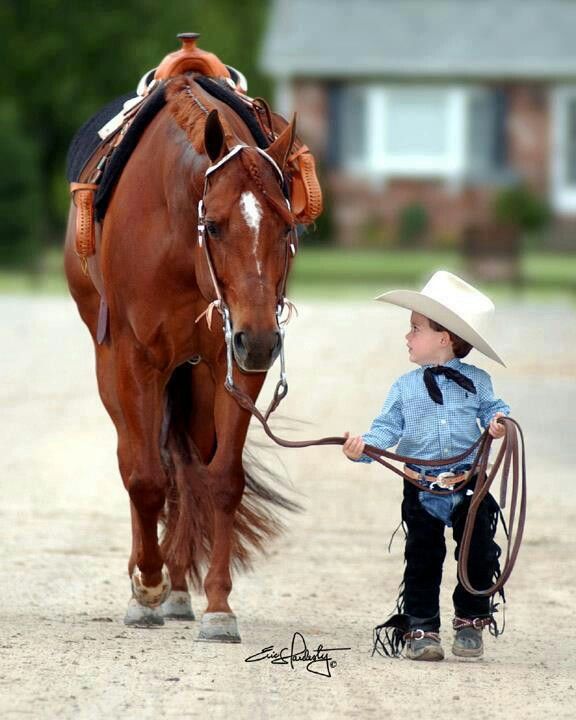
[489,412,506,439]
[342,431,365,460]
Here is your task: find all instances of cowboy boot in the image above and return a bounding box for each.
[452,616,492,658]
[404,628,444,661]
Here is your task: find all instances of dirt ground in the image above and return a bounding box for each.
[1,294,575,719]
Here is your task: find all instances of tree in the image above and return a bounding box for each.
[0,0,271,263]
[0,100,41,266]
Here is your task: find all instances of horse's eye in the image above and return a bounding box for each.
[205,220,219,238]
[283,226,293,238]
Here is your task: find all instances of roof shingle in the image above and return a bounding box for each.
[261,0,576,78]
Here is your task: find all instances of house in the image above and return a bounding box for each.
[260,0,576,247]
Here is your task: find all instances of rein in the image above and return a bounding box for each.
[189,109,526,600]
[225,380,526,598]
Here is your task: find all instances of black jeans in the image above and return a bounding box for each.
[401,479,501,631]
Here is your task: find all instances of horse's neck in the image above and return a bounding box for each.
[151,117,205,229]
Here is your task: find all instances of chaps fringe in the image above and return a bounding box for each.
[372,582,408,658]
[373,489,508,657]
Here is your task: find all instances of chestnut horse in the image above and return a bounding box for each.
[64,76,303,642]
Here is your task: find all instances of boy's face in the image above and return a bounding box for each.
[405,312,453,365]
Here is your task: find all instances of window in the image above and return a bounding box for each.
[339,83,505,182]
[384,88,449,156]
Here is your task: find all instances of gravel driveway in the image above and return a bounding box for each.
[1,295,575,719]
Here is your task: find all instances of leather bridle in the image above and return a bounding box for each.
[195,142,296,399]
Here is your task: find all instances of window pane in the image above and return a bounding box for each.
[385,89,448,156]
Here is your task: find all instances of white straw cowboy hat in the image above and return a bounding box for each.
[375,271,505,366]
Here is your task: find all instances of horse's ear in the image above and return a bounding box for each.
[204,109,227,163]
[266,114,297,170]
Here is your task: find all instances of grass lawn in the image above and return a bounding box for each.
[288,248,460,299]
[1,247,575,301]
[287,248,576,301]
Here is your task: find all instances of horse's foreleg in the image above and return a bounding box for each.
[90,343,164,624]
[115,343,171,616]
[198,376,264,643]
[123,500,165,626]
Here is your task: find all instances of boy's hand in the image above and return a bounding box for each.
[489,412,506,439]
[342,431,365,460]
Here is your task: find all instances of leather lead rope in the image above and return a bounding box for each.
[225,382,526,598]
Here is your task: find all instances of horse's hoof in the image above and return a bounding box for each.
[196,612,241,643]
[131,565,171,608]
[124,597,164,627]
[161,591,195,620]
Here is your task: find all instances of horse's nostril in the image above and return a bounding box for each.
[233,330,281,369]
[234,332,246,355]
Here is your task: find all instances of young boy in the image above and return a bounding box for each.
[343,271,509,661]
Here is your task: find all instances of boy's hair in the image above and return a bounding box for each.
[428,319,473,358]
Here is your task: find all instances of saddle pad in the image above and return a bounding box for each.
[66,92,136,183]
[66,87,168,221]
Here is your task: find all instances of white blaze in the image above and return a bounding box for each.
[240,191,263,275]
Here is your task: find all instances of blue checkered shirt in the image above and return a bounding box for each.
[358,357,510,471]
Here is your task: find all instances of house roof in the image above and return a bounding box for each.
[261,0,576,79]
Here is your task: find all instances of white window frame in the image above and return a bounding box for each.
[551,85,576,214]
[344,84,468,181]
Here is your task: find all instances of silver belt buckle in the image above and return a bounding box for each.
[435,471,456,489]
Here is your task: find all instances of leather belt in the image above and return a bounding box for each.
[403,465,469,488]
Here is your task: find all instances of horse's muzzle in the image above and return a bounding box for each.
[233,329,282,372]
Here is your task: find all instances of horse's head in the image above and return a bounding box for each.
[196,109,297,373]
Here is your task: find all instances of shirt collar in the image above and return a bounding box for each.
[420,357,461,370]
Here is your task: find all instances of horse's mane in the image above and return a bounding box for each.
[165,76,293,224]
[165,76,235,154]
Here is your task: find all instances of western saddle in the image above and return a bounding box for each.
[70,33,322,276]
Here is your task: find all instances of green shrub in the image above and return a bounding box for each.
[493,185,551,233]
[397,203,429,247]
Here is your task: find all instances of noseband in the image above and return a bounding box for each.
[195,143,296,404]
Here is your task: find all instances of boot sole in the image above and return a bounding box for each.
[452,643,483,658]
[406,645,445,661]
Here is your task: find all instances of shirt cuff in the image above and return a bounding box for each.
[348,453,372,464]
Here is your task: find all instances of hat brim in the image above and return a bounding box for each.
[375,289,505,367]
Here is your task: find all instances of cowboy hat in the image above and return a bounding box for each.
[375,271,505,366]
